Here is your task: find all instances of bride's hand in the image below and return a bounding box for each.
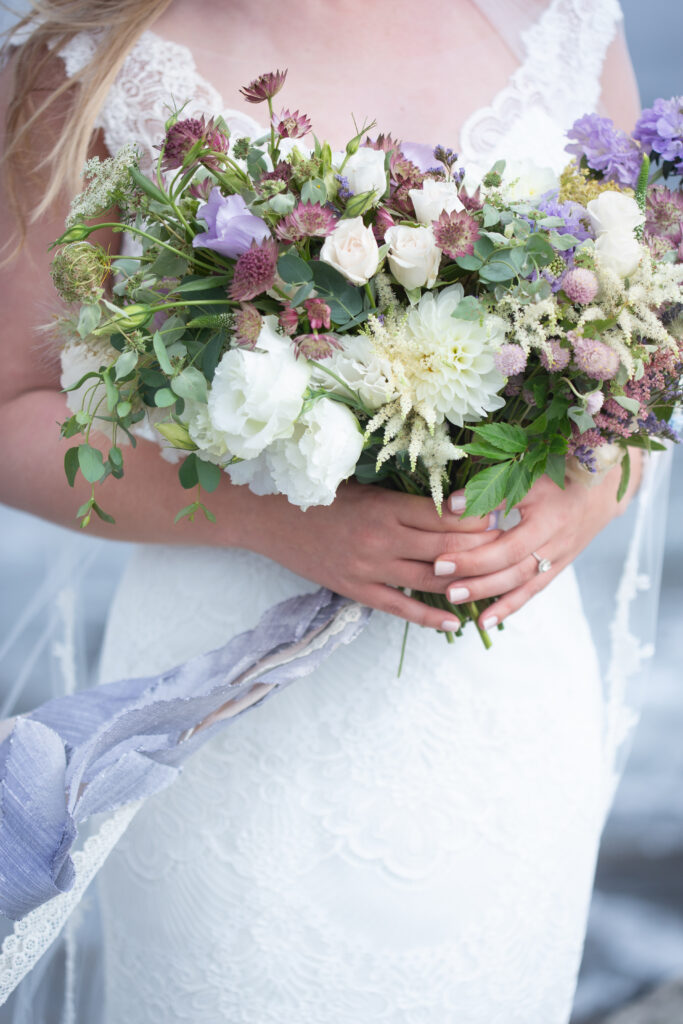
[240,480,500,630]
[432,453,642,630]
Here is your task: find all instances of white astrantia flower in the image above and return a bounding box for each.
[388,284,507,427]
[207,316,310,459]
[311,334,395,411]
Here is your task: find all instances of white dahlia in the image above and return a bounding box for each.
[399,284,507,427]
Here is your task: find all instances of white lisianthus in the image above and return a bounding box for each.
[343,147,387,204]
[409,179,464,224]
[566,442,624,486]
[500,159,559,203]
[402,284,506,427]
[186,403,232,464]
[312,334,395,411]
[320,216,380,285]
[385,224,441,290]
[60,338,119,442]
[587,192,645,279]
[207,317,310,459]
[268,399,364,509]
[226,452,278,495]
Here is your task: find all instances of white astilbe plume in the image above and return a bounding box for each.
[495,295,561,354]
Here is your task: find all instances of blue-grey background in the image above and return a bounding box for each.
[0,1,681,1020]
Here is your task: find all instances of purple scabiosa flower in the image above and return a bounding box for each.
[229,237,278,301]
[494,344,527,377]
[572,336,620,381]
[159,116,229,171]
[293,333,342,360]
[562,268,599,304]
[566,113,642,187]
[634,97,683,172]
[276,201,338,242]
[278,305,299,336]
[239,69,287,104]
[233,303,262,348]
[540,339,571,372]
[431,209,479,259]
[193,188,271,260]
[273,108,312,139]
[304,298,331,331]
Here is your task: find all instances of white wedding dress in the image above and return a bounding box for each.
[55,2,624,1020]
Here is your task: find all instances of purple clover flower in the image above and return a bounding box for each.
[634,97,683,172]
[193,188,271,260]
[565,113,642,187]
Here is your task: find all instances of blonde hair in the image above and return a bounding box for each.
[1,0,172,246]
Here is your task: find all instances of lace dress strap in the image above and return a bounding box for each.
[56,30,263,168]
[461,0,623,168]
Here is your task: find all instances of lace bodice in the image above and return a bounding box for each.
[56,0,622,173]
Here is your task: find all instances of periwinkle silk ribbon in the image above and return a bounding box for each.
[0,588,370,922]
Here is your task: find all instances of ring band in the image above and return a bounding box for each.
[531,551,552,573]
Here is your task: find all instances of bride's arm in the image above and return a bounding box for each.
[0,63,501,634]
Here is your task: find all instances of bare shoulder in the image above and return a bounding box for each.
[599,23,641,131]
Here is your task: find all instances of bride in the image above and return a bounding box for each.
[0,0,649,1020]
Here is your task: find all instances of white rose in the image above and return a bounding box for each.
[501,159,559,203]
[566,442,625,487]
[385,224,441,290]
[207,317,310,459]
[266,398,363,509]
[312,334,395,411]
[320,217,380,285]
[586,192,644,236]
[343,148,387,204]
[594,229,643,278]
[409,179,464,224]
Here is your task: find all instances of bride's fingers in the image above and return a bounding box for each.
[438,519,555,579]
[363,583,461,631]
[395,493,495,534]
[476,554,571,629]
[399,527,501,563]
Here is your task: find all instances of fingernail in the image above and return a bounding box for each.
[486,510,499,531]
[448,585,470,603]
[441,617,460,631]
[482,615,498,630]
[435,560,456,576]
[449,494,466,513]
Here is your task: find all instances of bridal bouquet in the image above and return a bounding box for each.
[52,73,683,643]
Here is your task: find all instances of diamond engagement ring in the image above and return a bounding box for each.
[531,551,552,573]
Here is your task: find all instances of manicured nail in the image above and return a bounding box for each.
[449,494,466,513]
[435,560,456,576]
[482,615,498,630]
[441,617,460,631]
[448,585,470,603]
[487,510,499,531]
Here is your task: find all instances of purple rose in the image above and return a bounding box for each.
[193,188,271,259]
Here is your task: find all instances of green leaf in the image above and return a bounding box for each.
[129,164,168,205]
[154,387,178,407]
[247,148,268,179]
[268,192,296,216]
[568,405,595,433]
[77,302,102,339]
[301,179,327,205]
[116,399,132,418]
[64,446,80,487]
[103,367,118,411]
[464,461,513,517]
[473,236,494,261]
[479,254,517,283]
[454,254,483,271]
[504,461,532,512]
[613,395,641,415]
[311,260,363,323]
[201,331,225,381]
[451,296,482,321]
[545,452,566,489]
[114,349,138,380]
[157,314,187,346]
[171,366,208,403]
[109,445,123,469]
[153,331,174,374]
[77,443,105,484]
[200,503,217,523]
[277,253,313,284]
[195,457,221,493]
[524,234,556,265]
[174,501,199,523]
[148,249,188,279]
[548,230,580,251]
[177,274,232,293]
[470,423,527,453]
[625,436,666,451]
[462,441,516,459]
[178,452,199,489]
[91,502,115,524]
[482,204,500,228]
[343,189,381,219]
[617,448,631,502]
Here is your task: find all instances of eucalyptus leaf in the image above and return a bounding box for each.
[77,303,102,339]
[196,457,221,493]
[613,394,641,415]
[451,296,482,321]
[78,443,105,484]
[454,254,483,271]
[278,253,313,284]
[153,331,174,374]
[114,350,138,380]
[171,366,208,403]
[154,387,178,407]
[64,447,80,488]
[301,179,327,205]
[568,405,595,433]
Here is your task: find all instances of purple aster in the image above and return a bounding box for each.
[229,237,278,301]
[276,201,338,243]
[193,188,271,260]
[565,113,642,187]
[634,97,683,172]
